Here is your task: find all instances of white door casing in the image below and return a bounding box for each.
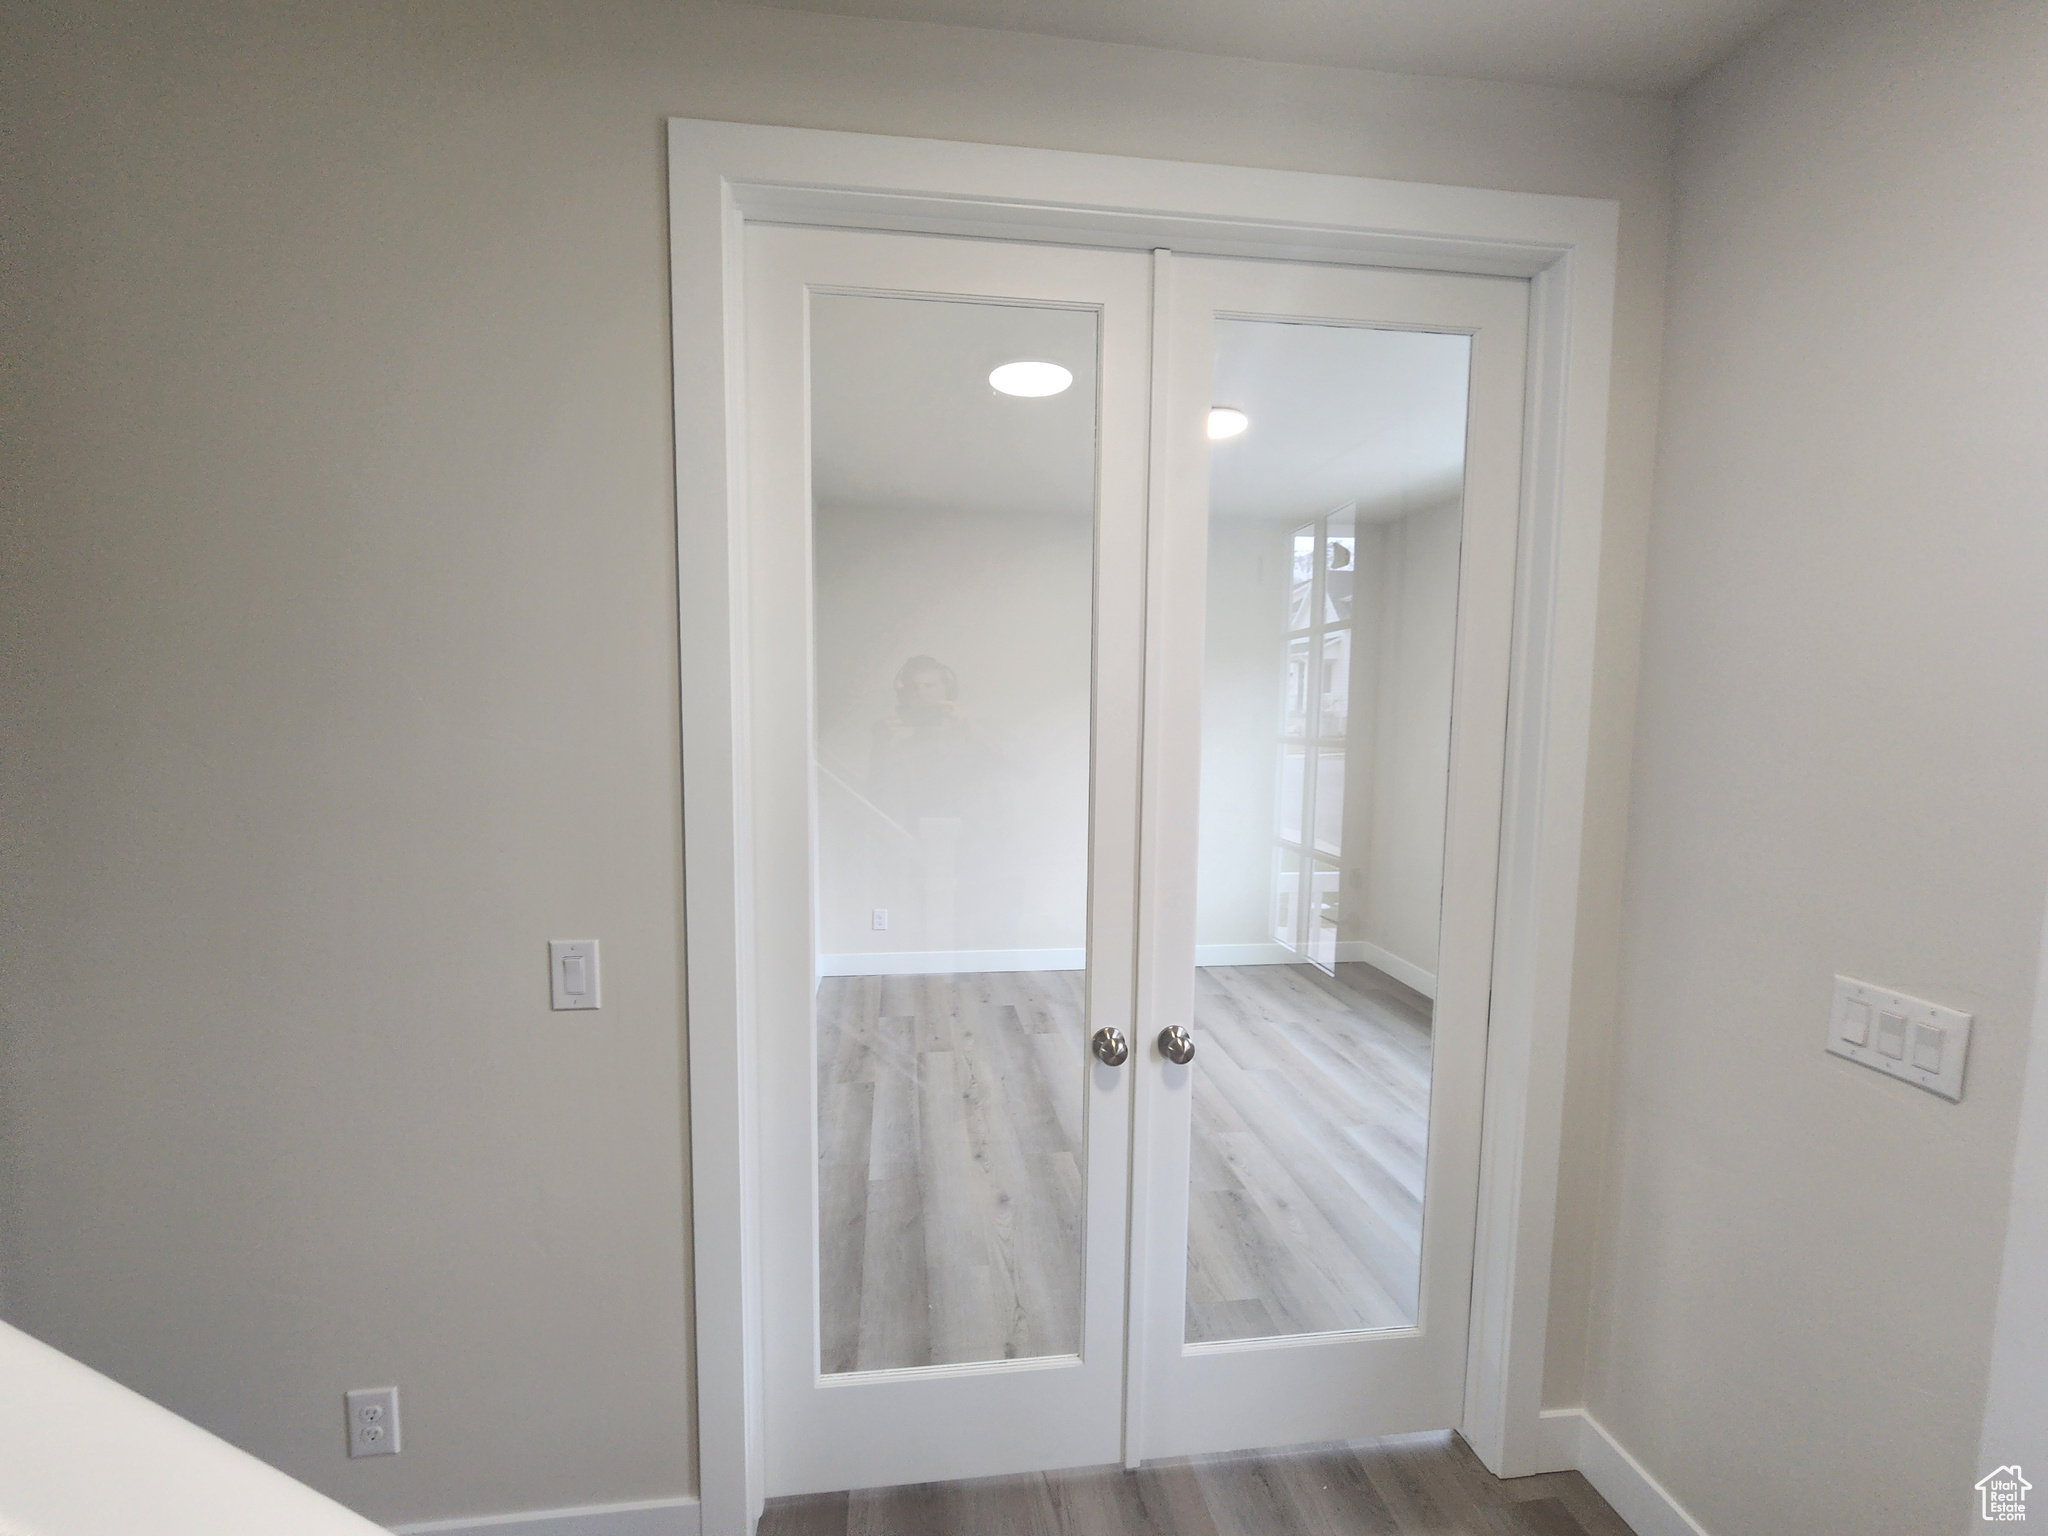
[667,118,1619,1536]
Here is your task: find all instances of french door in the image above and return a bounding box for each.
[742,224,1528,1497]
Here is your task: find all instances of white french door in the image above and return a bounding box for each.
[742,225,1528,1496]
[1129,256,1528,1460]
[744,224,1154,1495]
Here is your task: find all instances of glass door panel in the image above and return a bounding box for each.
[1187,317,1470,1345]
[809,292,1098,1374]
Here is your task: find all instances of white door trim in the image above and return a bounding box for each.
[666,117,1619,1536]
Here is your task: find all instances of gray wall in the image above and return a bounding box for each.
[0,0,1673,1523]
[1588,2,2048,1531]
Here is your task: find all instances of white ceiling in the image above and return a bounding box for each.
[812,292,1100,519]
[731,0,1789,95]
[811,293,1470,526]
[1211,319,1468,524]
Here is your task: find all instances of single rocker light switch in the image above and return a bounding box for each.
[1838,999,1871,1046]
[550,940,600,1011]
[1875,1011,1908,1060]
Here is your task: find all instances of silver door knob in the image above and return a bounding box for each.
[1091,1027,1130,1066]
[1158,1025,1195,1064]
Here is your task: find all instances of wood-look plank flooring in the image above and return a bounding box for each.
[759,1432,1636,1536]
[818,970,1089,1372]
[816,961,1432,1371]
[1187,961,1431,1341]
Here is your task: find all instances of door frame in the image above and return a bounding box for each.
[665,116,1619,1536]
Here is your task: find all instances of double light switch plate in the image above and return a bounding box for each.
[1827,974,1970,1101]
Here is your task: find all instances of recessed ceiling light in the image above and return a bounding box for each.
[989,360,1073,398]
[1208,407,1249,440]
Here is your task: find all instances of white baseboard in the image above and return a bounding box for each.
[817,948,1084,976]
[1193,941,1437,999]
[1194,942,1298,966]
[1527,1406,1585,1473]
[1341,940,1437,999]
[1536,1410,1713,1536]
[390,1496,698,1536]
[814,942,1438,997]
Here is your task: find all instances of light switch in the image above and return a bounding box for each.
[1826,975,1970,1101]
[1876,1011,1908,1060]
[1838,1000,1871,1046]
[549,940,600,1011]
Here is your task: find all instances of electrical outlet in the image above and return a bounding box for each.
[345,1386,401,1458]
[871,908,889,931]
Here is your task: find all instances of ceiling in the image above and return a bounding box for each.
[1211,319,1467,524]
[730,0,1790,95]
[811,293,1470,527]
[812,292,1100,520]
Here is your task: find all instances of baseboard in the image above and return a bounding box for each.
[1526,1406,1585,1473]
[1339,940,1437,999]
[1538,1410,1713,1536]
[816,948,1084,976]
[814,943,1438,996]
[1194,942,1298,966]
[389,1496,699,1536]
[1192,941,1438,999]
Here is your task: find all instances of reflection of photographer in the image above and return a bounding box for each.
[869,655,1019,826]
[886,655,967,730]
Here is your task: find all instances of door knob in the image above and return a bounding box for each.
[1091,1027,1130,1066]
[1158,1025,1195,1064]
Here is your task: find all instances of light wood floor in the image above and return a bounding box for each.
[816,962,1431,1371]
[1187,961,1431,1341]
[758,1432,1635,1536]
[817,970,1088,1372]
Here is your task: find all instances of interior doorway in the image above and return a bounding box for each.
[741,223,1527,1494]
[667,118,1622,1536]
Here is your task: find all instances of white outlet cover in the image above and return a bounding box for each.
[1826,975,1970,1101]
[345,1386,400,1458]
[550,940,600,1011]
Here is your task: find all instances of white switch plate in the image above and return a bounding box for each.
[345,1386,400,1458]
[1827,975,1969,1101]
[549,940,600,1011]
